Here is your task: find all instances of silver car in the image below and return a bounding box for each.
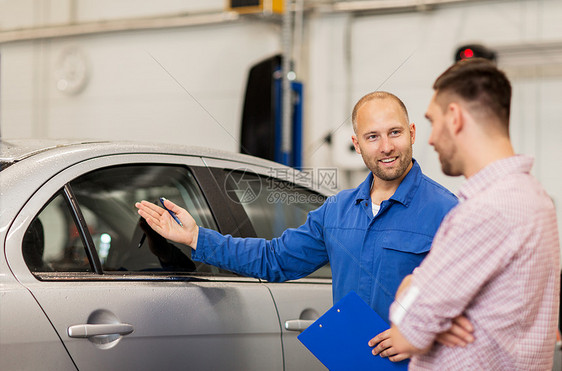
[0,139,335,370]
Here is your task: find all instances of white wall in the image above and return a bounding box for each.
[0,0,225,28]
[0,8,281,152]
[1,0,562,246]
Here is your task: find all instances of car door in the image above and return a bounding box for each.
[203,158,335,371]
[6,154,283,371]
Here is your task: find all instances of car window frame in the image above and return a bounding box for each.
[6,154,261,284]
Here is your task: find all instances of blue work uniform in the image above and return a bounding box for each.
[192,159,457,323]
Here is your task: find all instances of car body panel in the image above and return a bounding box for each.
[21,279,283,370]
[264,281,332,371]
[0,269,77,370]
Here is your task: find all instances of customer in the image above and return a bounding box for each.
[387,58,561,370]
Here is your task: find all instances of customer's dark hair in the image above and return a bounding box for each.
[433,58,511,131]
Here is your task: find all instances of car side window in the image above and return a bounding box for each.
[69,165,221,274]
[225,170,331,279]
[23,164,233,276]
[23,192,92,272]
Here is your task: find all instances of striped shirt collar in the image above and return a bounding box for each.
[457,155,534,202]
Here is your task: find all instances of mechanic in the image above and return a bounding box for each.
[137,91,470,362]
[386,59,561,370]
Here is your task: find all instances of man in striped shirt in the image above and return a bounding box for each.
[386,59,560,370]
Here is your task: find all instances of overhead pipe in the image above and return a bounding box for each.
[324,0,492,13]
[0,11,241,44]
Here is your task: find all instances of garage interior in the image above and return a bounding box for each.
[0,1,561,368]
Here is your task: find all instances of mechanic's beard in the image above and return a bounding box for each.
[367,146,413,182]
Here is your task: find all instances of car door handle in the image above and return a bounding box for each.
[284,319,315,332]
[67,323,134,338]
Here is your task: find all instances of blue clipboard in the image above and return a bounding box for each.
[298,291,408,370]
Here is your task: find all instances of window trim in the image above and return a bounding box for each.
[63,184,103,274]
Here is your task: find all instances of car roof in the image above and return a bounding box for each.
[0,139,268,167]
[0,138,339,195]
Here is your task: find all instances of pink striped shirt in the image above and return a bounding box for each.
[390,155,560,370]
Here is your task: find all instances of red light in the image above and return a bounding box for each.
[462,48,474,59]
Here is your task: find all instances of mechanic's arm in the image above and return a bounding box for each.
[137,197,330,282]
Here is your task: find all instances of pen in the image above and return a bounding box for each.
[160,197,184,227]
[137,233,146,248]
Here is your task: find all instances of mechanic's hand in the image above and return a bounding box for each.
[436,315,475,347]
[135,199,199,249]
[369,329,411,362]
